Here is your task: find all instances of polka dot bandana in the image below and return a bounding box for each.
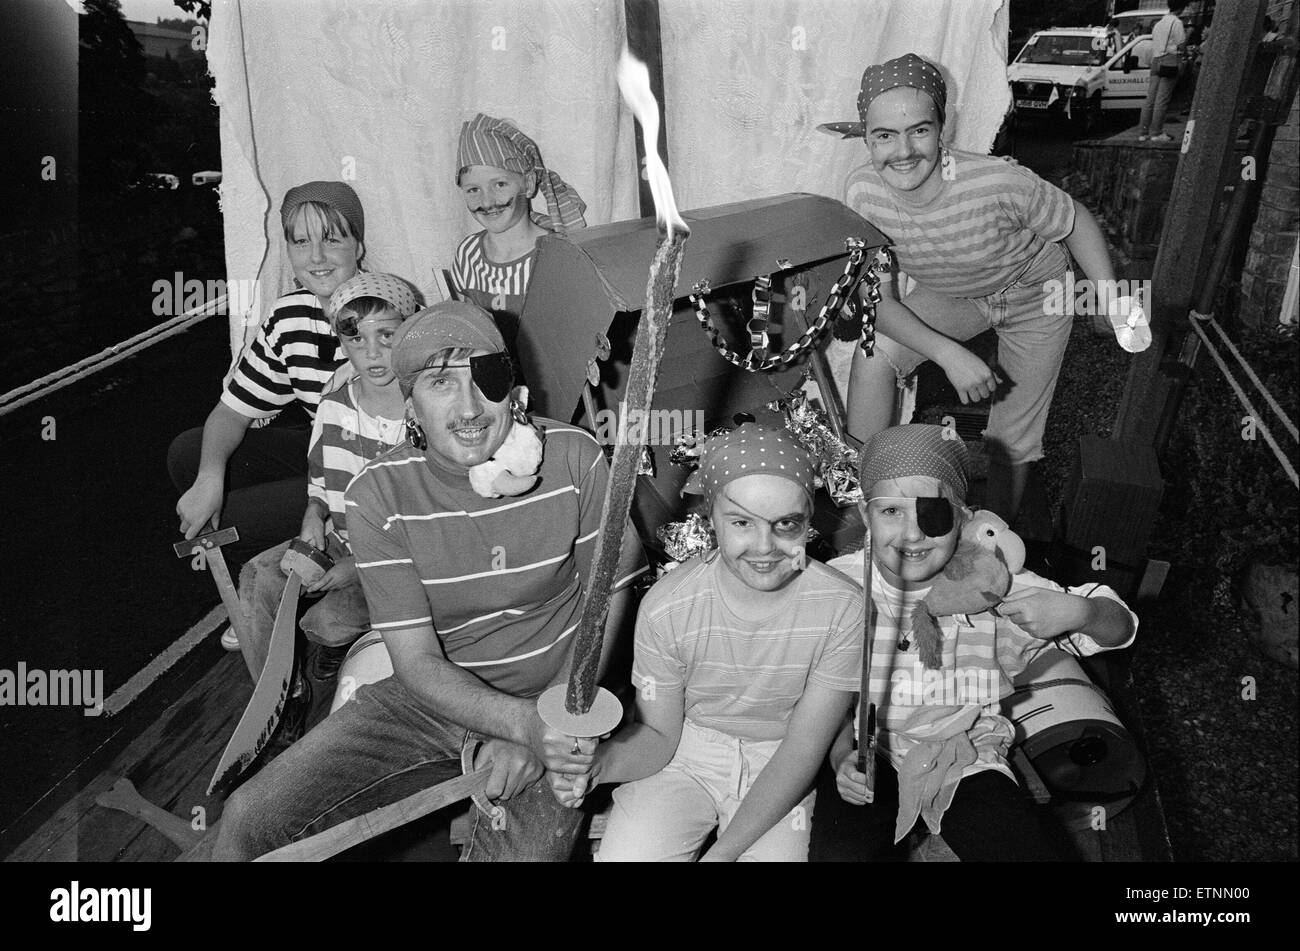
[858,424,970,504]
[327,273,420,326]
[279,181,365,241]
[687,423,817,509]
[392,301,505,397]
[857,53,948,126]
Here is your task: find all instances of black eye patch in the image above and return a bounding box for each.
[469,352,514,402]
[916,496,954,538]
[421,352,515,403]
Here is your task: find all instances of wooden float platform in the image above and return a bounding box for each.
[1,413,1172,862]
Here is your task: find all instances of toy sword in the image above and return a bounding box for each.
[174,527,252,677]
[857,531,878,798]
[537,47,689,749]
[207,538,332,794]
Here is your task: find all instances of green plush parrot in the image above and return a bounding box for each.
[910,511,1026,670]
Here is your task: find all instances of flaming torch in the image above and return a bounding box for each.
[534,46,691,743]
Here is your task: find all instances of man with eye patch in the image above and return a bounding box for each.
[211,302,647,861]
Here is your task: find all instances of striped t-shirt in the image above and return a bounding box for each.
[450,231,535,355]
[221,289,345,421]
[632,554,864,742]
[827,550,1137,780]
[346,421,648,697]
[853,150,1077,298]
[307,377,405,548]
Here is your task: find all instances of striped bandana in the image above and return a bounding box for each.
[686,423,817,509]
[327,273,421,327]
[858,424,970,504]
[857,53,948,126]
[280,181,365,241]
[456,113,587,235]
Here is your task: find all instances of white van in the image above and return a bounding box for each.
[192,170,223,187]
[1008,27,1154,126]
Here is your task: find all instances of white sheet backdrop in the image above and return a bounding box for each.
[209,0,1008,364]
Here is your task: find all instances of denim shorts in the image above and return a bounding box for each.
[873,242,1074,466]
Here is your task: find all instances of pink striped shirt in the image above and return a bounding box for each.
[853,150,1076,298]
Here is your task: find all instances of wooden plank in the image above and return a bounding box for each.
[1113,0,1268,445]
[6,653,248,862]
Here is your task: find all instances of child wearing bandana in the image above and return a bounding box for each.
[451,114,587,370]
[548,425,865,861]
[841,54,1144,522]
[810,425,1137,861]
[233,274,419,728]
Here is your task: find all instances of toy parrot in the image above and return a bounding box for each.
[467,387,546,498]
[910,510,1027,670]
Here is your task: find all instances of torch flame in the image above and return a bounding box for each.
[617,46,688,238]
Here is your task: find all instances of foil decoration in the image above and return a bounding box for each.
[668,426,730,470]
[767,385,862,507]
[638,446,656,477]
[656,513,716,563]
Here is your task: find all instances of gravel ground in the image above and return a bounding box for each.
[1040,317,1298,862]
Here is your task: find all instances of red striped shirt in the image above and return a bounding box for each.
[346,422,648,697]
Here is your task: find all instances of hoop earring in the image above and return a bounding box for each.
[404,415,426,451]
[510,400,528,426]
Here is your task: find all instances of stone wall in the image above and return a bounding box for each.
[1064,141,1181,279]
[1063,134,1245,280]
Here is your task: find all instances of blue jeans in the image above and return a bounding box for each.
[874,242,1073,466]
[1139,72,1177,135]
[237,537,371,682]
[216,675,585,861]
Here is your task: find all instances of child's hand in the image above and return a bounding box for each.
[177,474,223,539]
[997,587,1091,640]
[306,555,358,594]
[298,509,327,552]
[834,751,874,805]
[938,347,1001,405]
[532,718,600,776]
[545,770,590,809]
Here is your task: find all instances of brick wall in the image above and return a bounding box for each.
[1240,0,1299,327]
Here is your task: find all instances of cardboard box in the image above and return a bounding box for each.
[517,192,888,537]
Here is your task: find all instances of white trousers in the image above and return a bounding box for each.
[596,719,816,862]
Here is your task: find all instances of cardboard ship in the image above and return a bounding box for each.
[517,192,888,535]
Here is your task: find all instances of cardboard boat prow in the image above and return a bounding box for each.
[518,192,887,533]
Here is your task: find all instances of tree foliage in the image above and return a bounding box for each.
[79,0,149,194]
